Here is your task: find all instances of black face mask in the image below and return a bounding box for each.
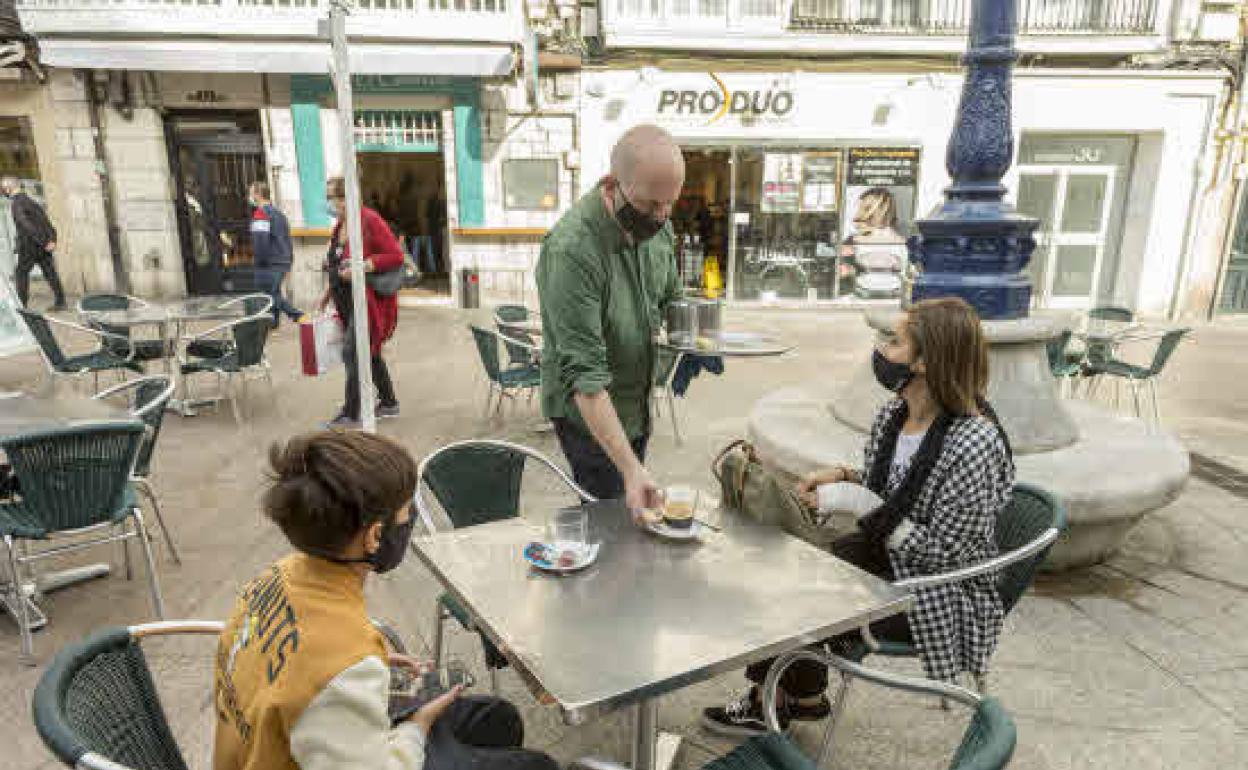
[615,190,665,242]
[312,505,416,574]
[872,349,914,393]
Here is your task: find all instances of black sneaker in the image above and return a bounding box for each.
[377,402,401,419]
[701,690,790,738]
[323,413,361,430]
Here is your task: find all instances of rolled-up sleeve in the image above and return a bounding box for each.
[542,245,611,397]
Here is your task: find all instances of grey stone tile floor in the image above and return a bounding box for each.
[1,302,1246,769]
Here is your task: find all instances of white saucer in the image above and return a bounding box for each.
[645,519,705,541]
[523,541,601,574]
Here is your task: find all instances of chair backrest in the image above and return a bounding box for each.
[33,626,193,770]
[78,294,131,313]
[494,304,529,323]
[421,442,527,529]
[1045,330,1073,373]
[232,295,272,368]
[1089,305,1134,322]
[80,294,135,354]
[947,697,1017,770]
[704,733,817,770]
[995,483,1067,614]
[1144,328,1190,378]
[654,347,679,387]
[470,325,503,384]
[3,422,146,533]
[18,309,67,368]
[497,326,537,367]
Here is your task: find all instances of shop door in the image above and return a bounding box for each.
[1017,166,1117,309]
[167,114,266,296]
[1218,187,1248,313]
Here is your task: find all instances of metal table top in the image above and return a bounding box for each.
[82,296,245,326]
[661,331,795,358]
[0,391,134,438]
[412,500,910,724]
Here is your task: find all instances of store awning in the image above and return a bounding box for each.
[39,39,514,77]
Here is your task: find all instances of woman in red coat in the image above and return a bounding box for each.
[318,176,403,428]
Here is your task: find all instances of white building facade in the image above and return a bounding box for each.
[574,0,1238,318]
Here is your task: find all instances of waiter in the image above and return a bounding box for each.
[536,124,684,513]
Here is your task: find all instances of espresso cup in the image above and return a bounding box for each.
[663,486,697,530]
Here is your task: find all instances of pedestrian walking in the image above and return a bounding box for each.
[248,180,305,327]
[3,176,66,310]
[317,176,403,429]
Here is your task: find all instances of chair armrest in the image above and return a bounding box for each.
[760,649,981,733]
[92,375,175,418]
[370,618,408,654]
[129,620,225,638]
[46,315,135,361]
[891,526,1061,592]
[496,330,541,355]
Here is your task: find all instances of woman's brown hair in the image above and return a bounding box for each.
[905,297,988,417]
[262,431,417,556]
[326,176,346,200]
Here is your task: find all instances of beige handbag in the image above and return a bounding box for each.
[713,440,838,551]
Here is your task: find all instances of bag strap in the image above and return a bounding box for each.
[711,439,749,504]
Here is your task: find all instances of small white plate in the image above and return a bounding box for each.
[523,541,601,574]
[645,519,706,541]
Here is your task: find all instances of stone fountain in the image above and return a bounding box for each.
[748,0,1189,569]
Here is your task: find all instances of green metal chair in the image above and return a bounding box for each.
[0,422,165,663]
[651,347,684,445]
[1089,305,1134,322]
[760,651,1017,770]
[77,294,166,366]
[1083,328,1190,425]
[19,308,143,392]
[94,376,181,565]
[178,294,274,423]
[772,483,1062,763]
[493,304,539,369]
[1045,330,1081,397]
[32,617,407,770]
[470,325,540,421]
[415,439,596,690]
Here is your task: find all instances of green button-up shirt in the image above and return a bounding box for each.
[537,186,681,439]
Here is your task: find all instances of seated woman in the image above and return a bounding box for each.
[702,297,1014,737]
[214,430,558,770]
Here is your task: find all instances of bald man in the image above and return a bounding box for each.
[536,124,685,514]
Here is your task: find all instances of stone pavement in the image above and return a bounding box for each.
[1,304,1246,770]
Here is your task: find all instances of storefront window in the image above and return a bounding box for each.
[503,159,559,211]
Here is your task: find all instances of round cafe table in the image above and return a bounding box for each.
[81,295,247,415]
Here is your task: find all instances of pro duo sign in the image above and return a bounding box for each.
[655,73,795,126]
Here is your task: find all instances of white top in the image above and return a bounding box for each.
[888,430,927,493]
[289,655,427,770]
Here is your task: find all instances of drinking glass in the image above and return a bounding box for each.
[549,506,588,552]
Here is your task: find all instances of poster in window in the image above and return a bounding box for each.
[503,159,560,211]
[842,147,920,240]
[760,152,802,214]
[800,152,842,214]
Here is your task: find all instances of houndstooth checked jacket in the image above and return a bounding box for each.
[862,399,1014,681]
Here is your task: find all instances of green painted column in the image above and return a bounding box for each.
[291,75,330,227]
[452,89,485,227]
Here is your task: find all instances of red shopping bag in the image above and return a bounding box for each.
[300,314,344,376]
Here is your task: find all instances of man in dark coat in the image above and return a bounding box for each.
[3,176,65,310]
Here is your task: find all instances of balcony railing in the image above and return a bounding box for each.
[790,0,1158,35]
[18,0,521,43]
[609,0,1164,45]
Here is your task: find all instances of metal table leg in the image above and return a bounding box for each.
[632,699,681,770]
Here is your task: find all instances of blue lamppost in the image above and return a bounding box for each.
[908,0,1039,320]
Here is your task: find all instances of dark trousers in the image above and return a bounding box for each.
[15,248,65,307]
[552,418,649,501]
[256,268,302,322]
[342,327,397,420]
[425,696,558,770]
[744,531,913,698]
